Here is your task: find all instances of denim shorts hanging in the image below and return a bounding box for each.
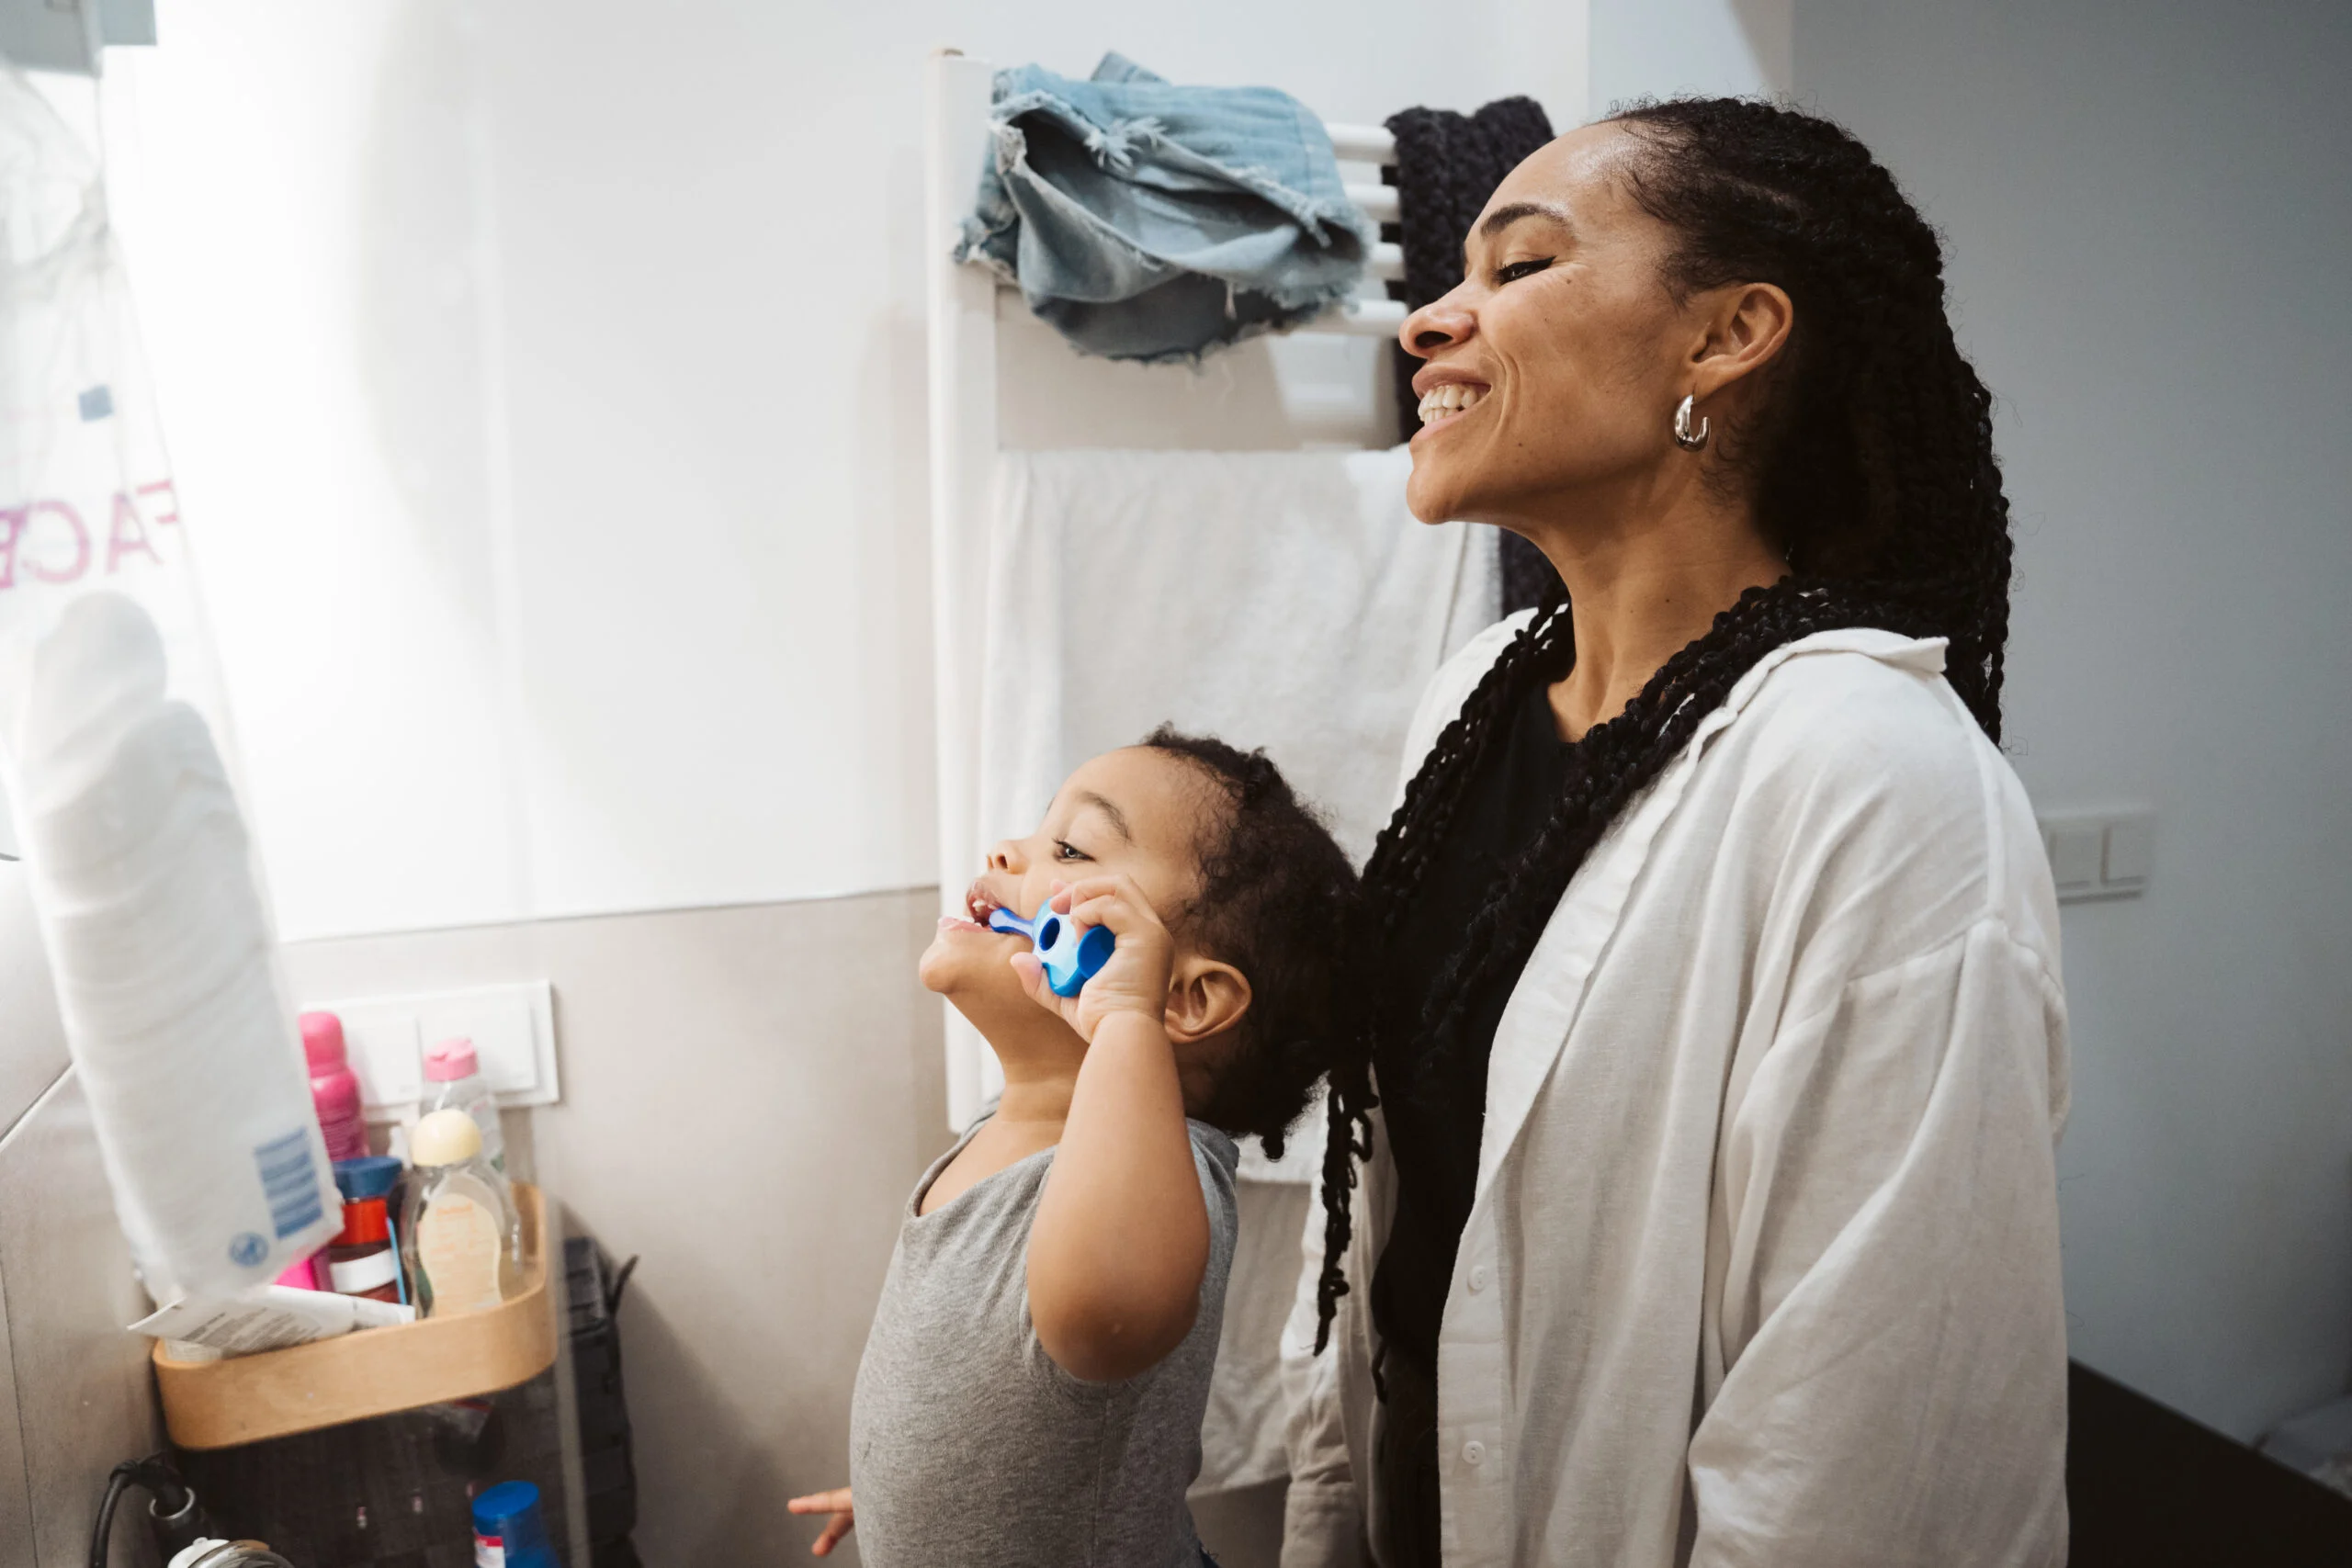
[956,52,1374,365]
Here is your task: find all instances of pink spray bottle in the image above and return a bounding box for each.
[276,1010,370,1288]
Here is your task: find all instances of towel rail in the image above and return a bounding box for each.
[1315,297,1408,337]
[1325,123,1397,164]
[1345,183,1400,223]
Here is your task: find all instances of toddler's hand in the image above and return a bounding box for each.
[786,1487,854,1556]
[1012,874,1174,1043]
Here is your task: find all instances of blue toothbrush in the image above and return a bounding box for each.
[988,903,1116,998]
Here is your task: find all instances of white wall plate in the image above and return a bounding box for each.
[303,980,559,1118]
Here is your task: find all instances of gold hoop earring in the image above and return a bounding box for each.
[1673,394,1710,452]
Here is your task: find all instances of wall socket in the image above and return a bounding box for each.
[306,980,560,1120]
[2038,808,2154,904]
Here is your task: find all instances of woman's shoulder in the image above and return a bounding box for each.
[1413,618,1986,800]
[1707,629,2058,964]
[1726,630,2000,806]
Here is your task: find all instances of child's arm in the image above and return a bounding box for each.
[1014,874,1212,1382]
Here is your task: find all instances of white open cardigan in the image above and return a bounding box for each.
[1280,616,2071,1568]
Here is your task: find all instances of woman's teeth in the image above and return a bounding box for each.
[1416,383,1487,426]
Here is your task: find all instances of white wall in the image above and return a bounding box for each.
[99,0,1587,942]
[1589,0,1792,107]
[1796,0,2352,1440]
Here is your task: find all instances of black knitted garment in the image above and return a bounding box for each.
[1383,97,1558,615]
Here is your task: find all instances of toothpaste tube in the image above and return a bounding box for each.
[131,1283,413,1357]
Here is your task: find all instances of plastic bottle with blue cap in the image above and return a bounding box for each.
[321,1155,407,1303]
[471,1480,560,1568]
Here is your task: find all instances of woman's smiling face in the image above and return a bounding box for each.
[1400,122,1699,529]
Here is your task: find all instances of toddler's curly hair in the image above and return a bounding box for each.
[1137,726,1358,1160]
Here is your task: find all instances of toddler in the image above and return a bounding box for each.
[788,728,1356,1566]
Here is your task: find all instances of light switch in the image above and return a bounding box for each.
[2046,823,2103,890]
[2038,805,2155,903]
[2103,818,2154,886]
[340,1007,424,1111]
[301,980,559,1116]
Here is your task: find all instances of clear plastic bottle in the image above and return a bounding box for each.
[402,1110,519,1318]
[422,1036,505,1174]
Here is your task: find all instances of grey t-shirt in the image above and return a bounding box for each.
[848,1116,1240,1568]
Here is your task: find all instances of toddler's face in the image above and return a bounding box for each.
[921,748,1211,1034]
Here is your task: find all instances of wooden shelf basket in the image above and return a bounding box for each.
[154,1181,557,1450]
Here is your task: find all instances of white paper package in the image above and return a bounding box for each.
[131,1284,413,1358]
[0,64,337,1300]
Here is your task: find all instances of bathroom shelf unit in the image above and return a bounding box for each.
[153,1181,559,1450]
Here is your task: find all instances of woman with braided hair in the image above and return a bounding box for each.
[1279,99,2068,1568]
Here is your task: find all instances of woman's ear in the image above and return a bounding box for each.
[1690,279,1794,400]
[1163,953,1252,1046]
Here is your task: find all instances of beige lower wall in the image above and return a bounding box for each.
[0,1073,168,1568]
[0,855,166,1568]
[278,886,953,1564]
[0,857,70,1140]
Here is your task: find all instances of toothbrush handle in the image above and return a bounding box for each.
[990,906,1112,997]
[1046,923,1116,998]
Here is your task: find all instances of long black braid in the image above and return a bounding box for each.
[1311,97,2016,1349]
